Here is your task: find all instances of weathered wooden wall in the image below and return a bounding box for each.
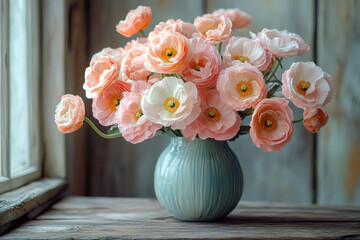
[66,0,360,205]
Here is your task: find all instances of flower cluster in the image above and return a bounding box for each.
[55,6,332,152]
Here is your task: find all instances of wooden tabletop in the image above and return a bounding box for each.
[2,196,360,239]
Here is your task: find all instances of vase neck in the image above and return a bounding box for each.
[170,137,229,149]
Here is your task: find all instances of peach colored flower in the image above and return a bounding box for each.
[250,28,299,58]
[121,43,151,82]
[250,98,294,152]
[92,80,131,126]
[183,89,241,141]
[289,33,310,56]
[116,6,152,37]
[141,77,201,130]
[117,81,162,144]
[83,47,127,99]
[303,108,329,133]
[180,38,222,88]
[216,63,267,111]
[223,37,272,71]
[147,74,161,86]
[144,31,193,73]
[194,14,233,45]
[282,62,332,109]
[124,37,148,51]
[55,94,85,133]
[149,19,197,39]
[213,8,252,30]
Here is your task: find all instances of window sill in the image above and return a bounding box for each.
[0,178,67,235]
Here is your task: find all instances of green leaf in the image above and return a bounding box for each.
[229,125,251,141]
[107,124,120,135]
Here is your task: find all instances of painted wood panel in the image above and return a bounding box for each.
[206,0,315,203]
[317,0,360,205]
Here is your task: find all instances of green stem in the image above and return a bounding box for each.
[84,117,122,139]
[266,58,282,82]
[140,30,146,38]
[218,42,223,53]
[292,117,304,124]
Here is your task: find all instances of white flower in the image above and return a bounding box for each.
[141,77,201,130]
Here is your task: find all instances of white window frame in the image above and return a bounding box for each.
[0,0,42,194]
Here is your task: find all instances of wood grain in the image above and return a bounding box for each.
[317,0,360,205]
[2,196,360,239]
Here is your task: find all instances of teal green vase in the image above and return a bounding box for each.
[154,137,243,221]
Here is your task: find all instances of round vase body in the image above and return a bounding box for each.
[154,137,243,221]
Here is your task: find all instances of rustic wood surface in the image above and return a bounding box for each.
[0,178,66,235]
[317,0,360,205]
[2,196,360,239]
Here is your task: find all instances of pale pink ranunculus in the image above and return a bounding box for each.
[141,77,201,130]
[180,38,222,88]
[144,31,193,73]
[147,74,161,86]
[250,98,294,152]
[303,108,329,133]
[92,80,131,126]
[282,62,332,109]
[289,33,310,56]
[251,28,300,58]
[216,63,267,111]
[121,43,151,82]
[117,81,162,144]
[116,6,152,37]
[83,47,127,99]
[183,89,241,141]
[124,37,148,51]
[213,8,252,30]
[194,14,233,45]
[223,36,272,71]
[55,94,85,133]
[148,19,197,39]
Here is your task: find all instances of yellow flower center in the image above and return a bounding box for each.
[133,109,143,122]
[163,97,180,113]
[110,98,121,112]
[296,81,311,95]
[205,107,221,122]
[263,117,277,132]
[233,55,250,63]
[236,81,253,97]
[161,47,178,61]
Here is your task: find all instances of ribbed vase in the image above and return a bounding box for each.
[154,137,243,221]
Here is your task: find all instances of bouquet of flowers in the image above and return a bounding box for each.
[55,6,332,152]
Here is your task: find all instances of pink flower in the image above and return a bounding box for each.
[251,28,300,58]
[250,98,294,152]
[149,19,197,39]
[116,6,152,37]
[92,80,131,126]
[223,37,272,71]
[144,31,193,73]
[213,8,252,30]
[282,62,332,109]
[124,37,148,51]
[194,14,233,45]
[289,33,310,56]
[216,63,267,111]
[303,108,329,133]
[83,47,127,99]
[180,38,222,88]
[55,94,85,133]
[121,43,151,82]
[147,74,161,86]
[183,89,241,141]
[117,81,162,144]
[141,77,201,130]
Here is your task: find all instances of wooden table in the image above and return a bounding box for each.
[2,197,360,239]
